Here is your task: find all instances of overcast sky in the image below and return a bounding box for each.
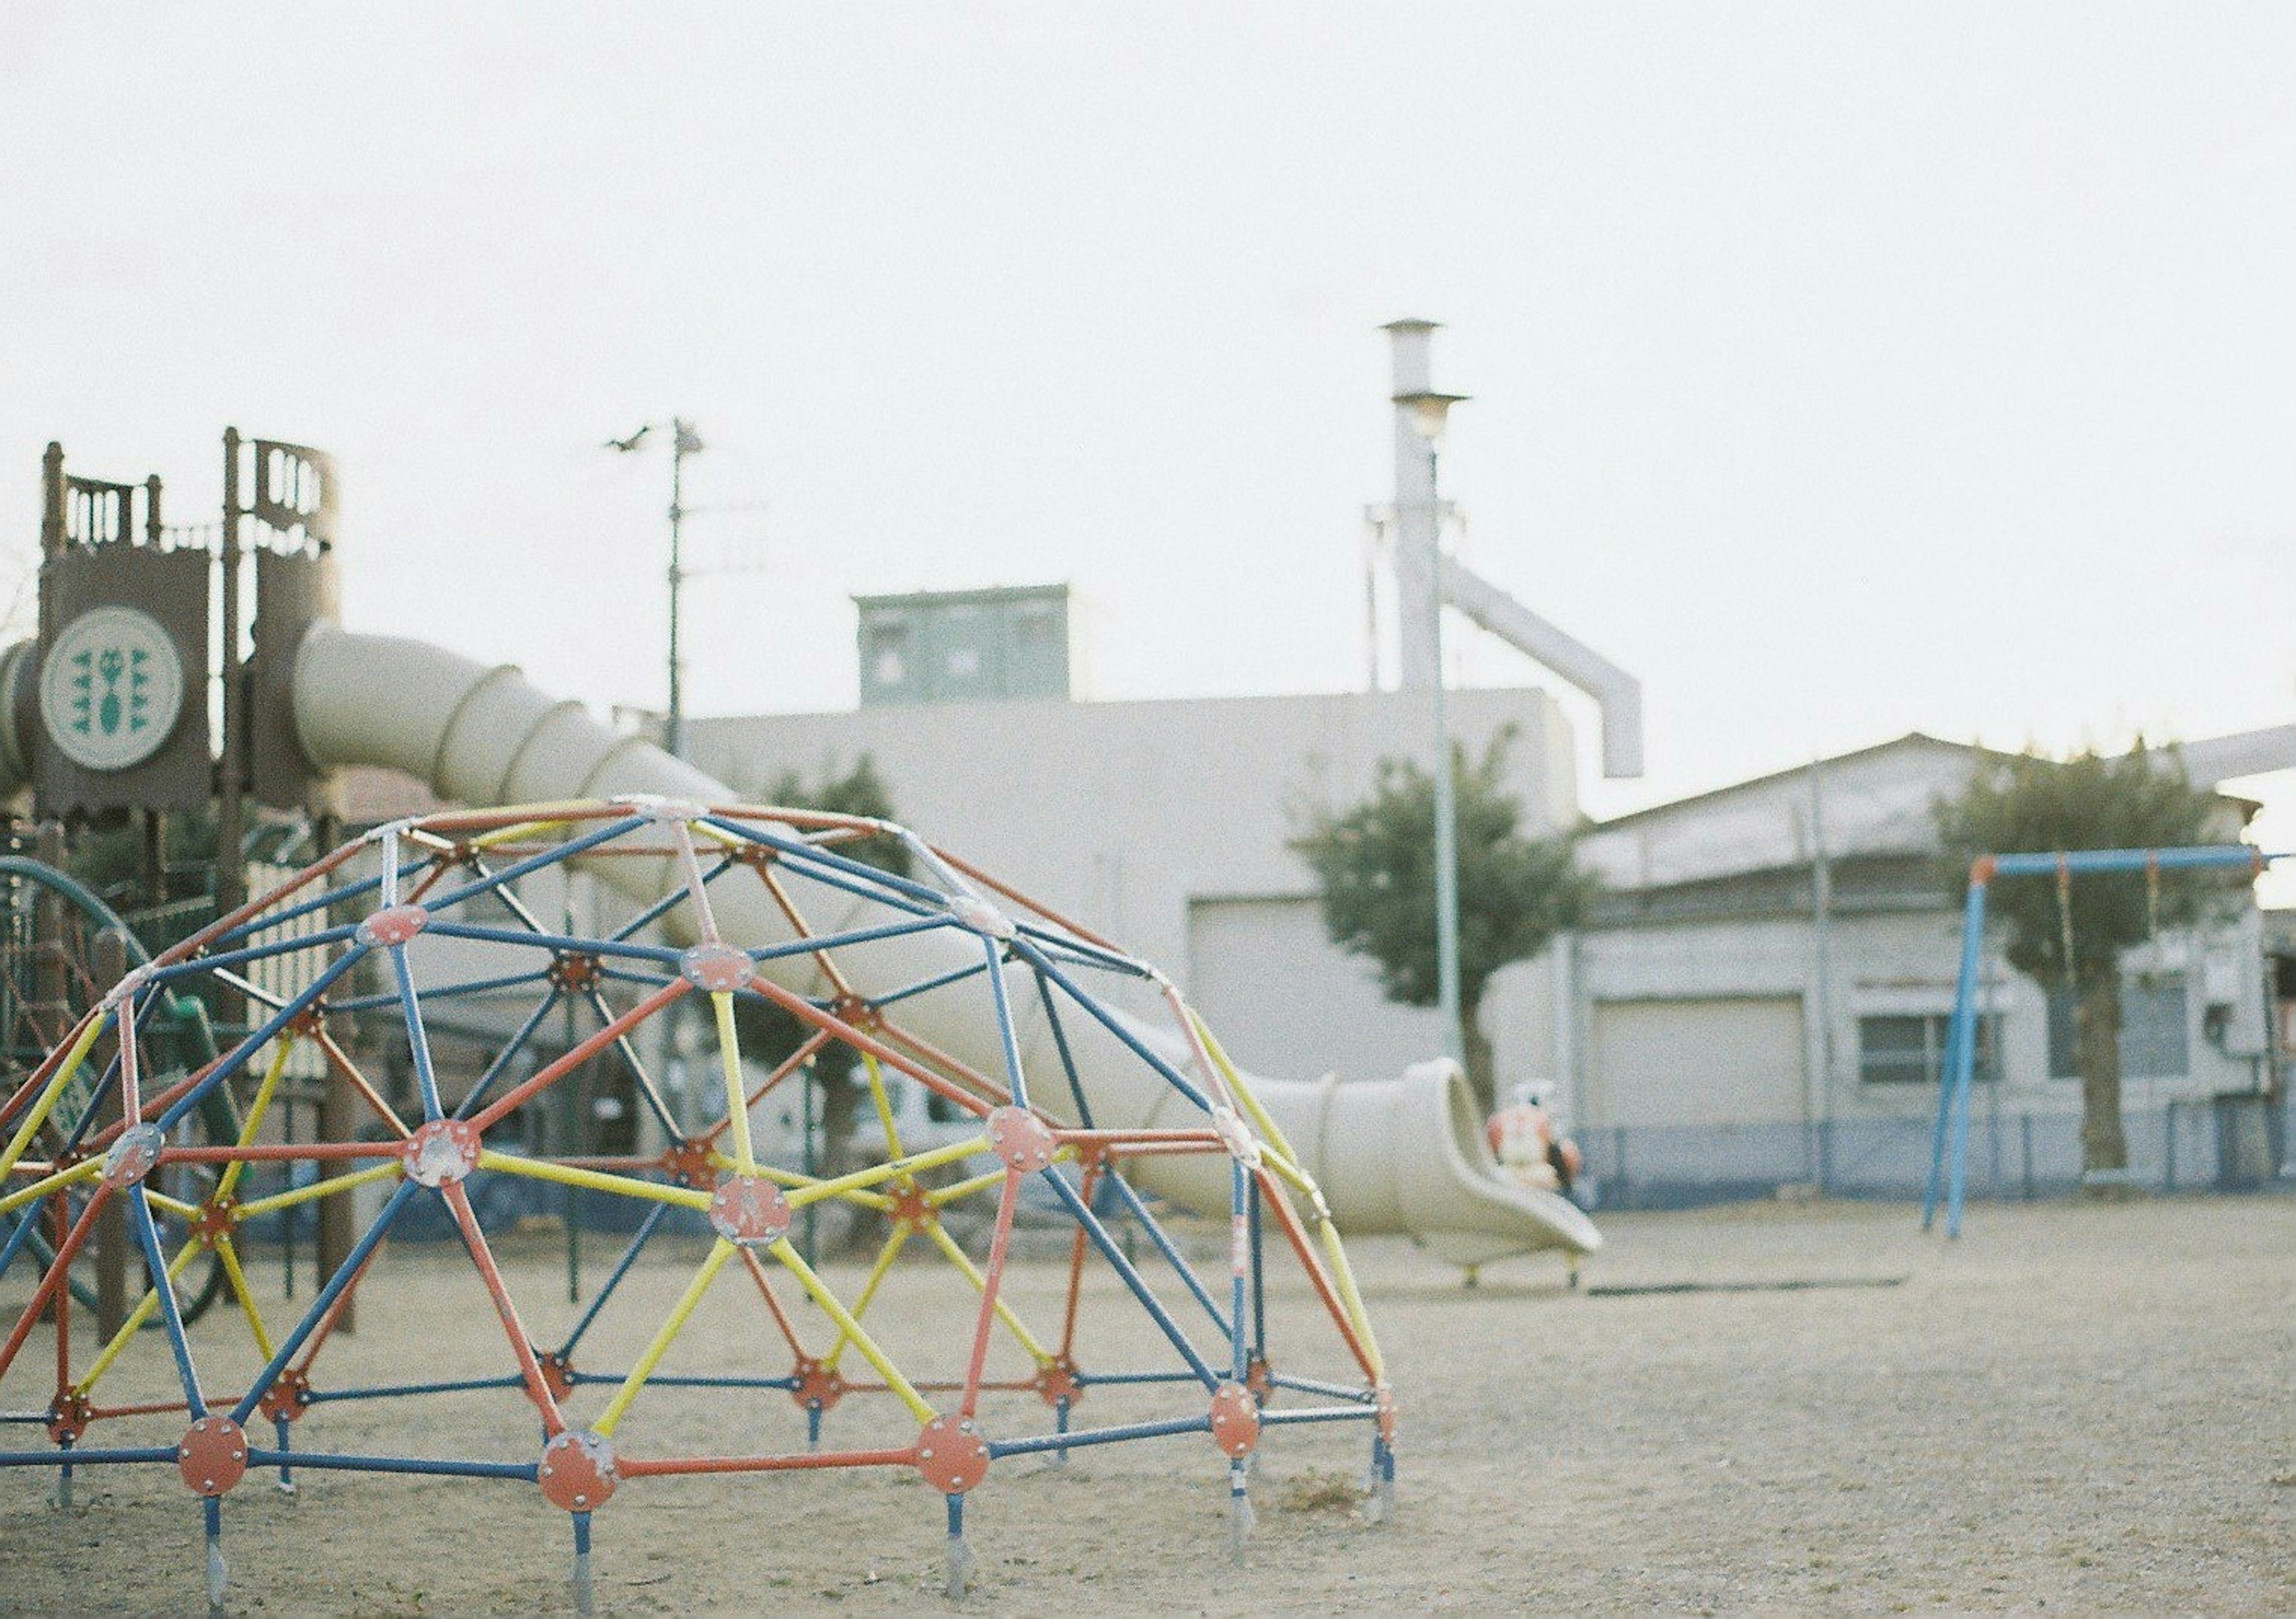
[2,5,2290,836]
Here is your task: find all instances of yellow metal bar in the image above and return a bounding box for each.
[75,1239,201,1395]
[593,1238,736,1437]
[477,1150,712,1211]
[786,1136,987,1208]
[142,1189,201,1219]
[0,1015,108,1182]
[768,1238,936,1422]
[1316,1220,1385,1384]
[468,806,603,850]
[232,1161,402,1220]
[862,1054,905,1161]
[0,1156,100,1218]
[1190,1010,1303,1166]
[711,992,757,1174]
[922,1219,1052,1365]
[213,1237,277,1362]
[926,1166,1008,1207]
[216,1035,299,1201]
[822,1225,911,1372]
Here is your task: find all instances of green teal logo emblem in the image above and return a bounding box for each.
[39,606,185,772]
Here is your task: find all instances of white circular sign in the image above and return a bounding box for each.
[40,606,186,772]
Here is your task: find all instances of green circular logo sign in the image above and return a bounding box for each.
[40,606,186,772]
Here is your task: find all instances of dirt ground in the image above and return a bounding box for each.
[2,1192,2289,1616]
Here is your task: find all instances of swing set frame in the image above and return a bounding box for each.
[1922,842,2281,1238]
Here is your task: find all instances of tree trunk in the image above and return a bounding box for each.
[1461,1001,1497,1117]
[2074,962,2129,1178]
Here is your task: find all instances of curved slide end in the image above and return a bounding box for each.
[1294,1058,1600,1262]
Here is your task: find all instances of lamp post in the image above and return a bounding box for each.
[606,417,706,759]
[1392,386,1469,1070]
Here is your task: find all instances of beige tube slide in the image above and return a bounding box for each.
[5,627,1599,1262]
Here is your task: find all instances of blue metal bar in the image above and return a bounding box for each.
[390,945,445,1122]
[1260,1405,1380,1426]
[1073,1370,1202,1386]
[423,921,682,966]
[1033,969,1096,1128]
[0,1445,179,1467]
[1923,878,1989,1231]
[453,989,566,1122]
[231,1180,419,1426]
[1012,940,1215,1113]
[981,935,1030,1110]
[872,958,992,1012]
[1097,1162,1232,1340]
[1271,1374,1378,1403]
[750,915,954,966]
[149,923,362,983]
[609,878,705,944]
[990,1415,1210,1458]
[1043,1170,1219,1388]
[1987,845,2279,878]
[158,948,366,1132]
[419,817,643,915]
[307,1376,528,1403]
[329,968,552,1013]
[245,1448,539,1481]
[1010,923,1152,980]
[1942,888,1992,1240]
[700,816,951,910]
[207,855,426,949]
[128,1186,207,1417]
[0,1195,50,1284]
[561,1200,671,1355]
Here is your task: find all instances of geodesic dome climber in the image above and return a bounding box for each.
[0,799,1396,1611]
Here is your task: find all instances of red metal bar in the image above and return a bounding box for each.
[1251,1165,1380,1385]
[959,1167,1022,1420]
[1059,1160,1101,1361]
[470,980,688,1133]
[734,1245,808,1360]
[618,1445,915,1479]
[0,1183,111,1383]
[440,1180,565,1435]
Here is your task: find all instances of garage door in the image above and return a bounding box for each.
[1587,996,1805,1129]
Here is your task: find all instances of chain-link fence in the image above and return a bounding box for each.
[1574,1092,2294,1211]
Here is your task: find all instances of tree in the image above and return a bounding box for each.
[1290,726,1596,1111]
[1934,740,2241,1184]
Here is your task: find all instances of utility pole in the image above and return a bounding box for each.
[607,419,706,759]
[665,418,703,759]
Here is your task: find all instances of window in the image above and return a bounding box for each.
[2046,976,2188,1080]
[1858,1013,1997,1086]
[866,620,908,686]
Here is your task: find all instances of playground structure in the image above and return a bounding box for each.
[1,799,1404,1612]
[1921,843,2286,1238]
[0,429,1605,1611]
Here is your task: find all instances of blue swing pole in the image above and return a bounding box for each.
[1923,865,1990,1235]
[1925,844,2281,1237]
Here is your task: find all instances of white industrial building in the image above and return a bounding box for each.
[1556,734,2285,1203]
[682,674,1580,1096]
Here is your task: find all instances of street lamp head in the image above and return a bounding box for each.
[1392,391,1470,445]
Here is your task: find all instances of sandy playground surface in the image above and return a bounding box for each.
[1,1192,2289,1616]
